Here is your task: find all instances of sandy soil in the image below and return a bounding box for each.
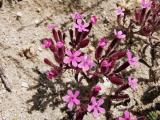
[0,0,159,120]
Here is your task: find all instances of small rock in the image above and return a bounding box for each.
[21,82,29,88]
[35,19,40,24]
[16,12,23,17]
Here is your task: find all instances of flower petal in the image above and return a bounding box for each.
[118,117,125,120]
[87,105,94,112]
[63,57,71,64]
[72,60,78,67]
[118,31,122,35]
[83,64,89,71]
[65,50,72,56]
[97,98,104,106]
[67,90,73,96]
[78,62,84,68]
[68,101,74,110]
[98,107,105,114]
[91,97,97,104]
[76,57,82,62]
[74,90,80,97]
[93,108,99,118]
[124,110,130,118]
[74,50,81,56]
[62,95,70,102]
[73,98,80,105]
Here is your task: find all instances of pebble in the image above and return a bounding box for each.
[21,82,29,88]
[35,19,40,24]
[16,12,23,17]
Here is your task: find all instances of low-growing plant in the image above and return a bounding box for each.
[41,12,139,120]
[116,0,160,69]
[41,0,160,119]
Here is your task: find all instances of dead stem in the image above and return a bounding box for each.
[0,67,12,92]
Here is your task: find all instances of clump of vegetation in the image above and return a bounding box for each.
[41,0,160,119]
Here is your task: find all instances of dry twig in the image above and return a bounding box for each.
[0,67,12,92]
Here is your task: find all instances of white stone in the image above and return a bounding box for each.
[16,12,23,17]
[21,82,29,88]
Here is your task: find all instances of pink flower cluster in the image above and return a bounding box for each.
[63,50,94,71]
[71,12,97,32]
[63,90,105,118]
[42,9,143,119]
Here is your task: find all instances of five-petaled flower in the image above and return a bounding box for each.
[42,39,52,48]
[118,110,137,120]
[116,7,125,16]
[78,55,94,71]
[63,50,81,67]
[71,12,84,20]
[127,50,138,67]
[74,19,89,32]
[90,15,97,25]
[87,97,105,118]
[128,76,138,91]
[98,37,108,48]
[141,0,152,9]
[114,29,126,40]
[63,89,80,110]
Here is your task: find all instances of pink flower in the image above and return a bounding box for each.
[141,0,152,9]
[90,15,97,25]
[42,39,52,48]
[46,69,58,79]
[63,50,81,67]
[78,55,94,71]
[114,29,126,40]
[71,12,84,20]
[98,37,108,48]
[128,76,138,91]
[56,41,64,48]
[127,50,138,67]
[47,24,58,30]
[63,89,80,110]
[74,19,89,32]
[116,7,125,16]
[87,97,105,118]
[118,110,137,120]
